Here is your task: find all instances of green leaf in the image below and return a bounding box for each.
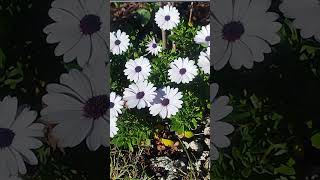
[274,165,295,176]
[241,168,252,178]
[287,158,295,167]
[311,132,320,149]
[161,138,174,147]
[136,9,151,27]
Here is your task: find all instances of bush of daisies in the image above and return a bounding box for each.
[109,4,211,176]
[110,3,209,150]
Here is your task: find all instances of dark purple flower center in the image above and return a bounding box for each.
[165,15,171,21]
[80,14,102,35]
[115,39,121,46]
[161,98,170,106]
[222,21,244,42]
[136,92,145,99]
[0,128,15,148]
[205,36,210,42]
[83,95,109,119]
[110,102,115,109]
[152,43,157,48]
[135,66,142,72]
[179,68,187,75]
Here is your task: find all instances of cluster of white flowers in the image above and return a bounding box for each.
[109,4,212,138]
[111,81,184,120]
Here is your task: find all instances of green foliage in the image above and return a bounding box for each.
[136,9,151,27]
[0,49,24,89]
[23,146,87,180]
[170,90,207,133]
[112,110,153,151]
[169,20,203,58]
[212,94,295,179]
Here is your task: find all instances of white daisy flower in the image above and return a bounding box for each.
[189,141,199,151]
[0,96,44,176]
[155,5,180,30]
[210,83,234,160]
[123,81,157,109]
[280,0,320,42]
[204,126,210,136]
[41,61,110,150]
[146,38,162,56]
[43,0,108,67]
[110,117,118,138]
[110,30,130,55]
[168,57,198,84]
[124,56,151,83]
[149,86,183,119]
[183,141,200,151]
[110,92,124,118]
[198,47,210,74]
[212,0,281,70]
[194,24,210,46]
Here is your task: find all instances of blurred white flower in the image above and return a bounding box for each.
[280,0,320,42]
[212,0,281,70]
[0,96,44,176]
[198,47,210,74]
[110,30,130,55]
[43,0,108,67]
[146,38,162,56]
[41,61,109,150]
[123,81,156,109]
[183,141,199,151]
[210,83,234,160]
[124,56,151,83]
[194,161,201,172]
[200,151,209,161]
[155,5,180,30]
[204,138,210,147]
[189,141,199,151]
[110,92,124,118]
[194,25,210,46]
[149,86,183,119]
[204,126,210,136]
[168,57,198,84]
[110,117,118,138]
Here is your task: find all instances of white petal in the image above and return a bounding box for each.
[86,118,108,150]
[11,109,37,131]
[0,96,17,128]
[51,117,93,148]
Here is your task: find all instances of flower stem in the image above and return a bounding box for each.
[188,2,194,26]
[162,30,167,50]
